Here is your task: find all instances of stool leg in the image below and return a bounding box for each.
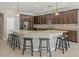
[67,37,70,48]
[38,39,41,52]
[48,40,51,57]
[40,40,42,57]
[46,40,48,52]
[61,39,64,54]
[17,37,20,48]
[7,34,10,44]
[9,35,12,47]
[15,37,17,47]
[8,35,11,47]
[64,39,67,51]
[22,40,26,55]
[58,39,61,49]
[10,36,13,48]
[13,37,16,50]
[55,38,58,51]
[31,40,33,56]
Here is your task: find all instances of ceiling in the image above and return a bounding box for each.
[0,2,79,15]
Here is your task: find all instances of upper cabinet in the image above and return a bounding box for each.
[54,12,63,24]
[34,9,78,24]
[66,9,78,24]
[34,15,46,24]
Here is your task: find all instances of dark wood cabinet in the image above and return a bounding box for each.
[66,9,78,24]
[61,12,66,24]
[54,12,63,24]
[34,16,39,24]
[59,30,77,43]
[51,14,56,24]
[41,15,46,24]
[45,14,50,20]
[34,9,78,24]
[68,30,77,43]
[34,15,46,24]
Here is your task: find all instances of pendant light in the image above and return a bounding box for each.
[55,2,59,15]
[17,2,20,16]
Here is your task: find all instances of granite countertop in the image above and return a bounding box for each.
[13,30,67,38]
[53,28,79,30]
[13,30,67,35]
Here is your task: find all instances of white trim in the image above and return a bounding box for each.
[19,46,55,52]
[33,48,55,51]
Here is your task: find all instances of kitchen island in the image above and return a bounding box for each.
[33,24,79,43]
[13,30,67,51]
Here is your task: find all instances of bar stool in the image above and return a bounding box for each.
[7,34,14,47]
[22,37,33,56]
[55,36,68,54]
[38,38,51,57]
[62,34,70,48]
[11,34,20,50]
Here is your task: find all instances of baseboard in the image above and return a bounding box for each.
[19,46,55,52]
[33,48,55,51]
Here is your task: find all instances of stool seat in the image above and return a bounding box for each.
[55,34,70,54]
[23,38,33,40]
[57,36,65,39]
[39,38,49,39]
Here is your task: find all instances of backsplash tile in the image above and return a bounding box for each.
[33,24,78,29]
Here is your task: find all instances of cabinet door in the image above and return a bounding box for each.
[50,14,56,24]
[54,12,66,24]
[58,12,63,24]
[38,16,41,24]
[71,10,77,24]
[42,15,46,24]
[34,16,46,24]
[45,14,50,24]
[54,13,62,24]
[68,31,77,43]
[62,12,67,24]
[66,11,71,24]
[66,9,78,24]
[40,15,45,24]
[34,16,39,24]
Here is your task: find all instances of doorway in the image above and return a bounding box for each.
[0,13,4,39]
[6,17,15,37]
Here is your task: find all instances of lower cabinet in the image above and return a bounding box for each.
[68,30,77,43]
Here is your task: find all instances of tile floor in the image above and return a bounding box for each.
[0,39,79,57]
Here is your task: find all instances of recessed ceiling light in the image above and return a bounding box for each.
[48,5,53,7]
[12,6,15,9]
[44,8,47,10]
[35,4,39,7]
[62,2,66,4]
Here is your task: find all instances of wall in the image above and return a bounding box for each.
[0,9,20,39]
[0,13,4,35]
[77,10,79,42]
[0,8,34,39]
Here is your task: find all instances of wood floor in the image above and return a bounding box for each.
[0,39,79,57]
